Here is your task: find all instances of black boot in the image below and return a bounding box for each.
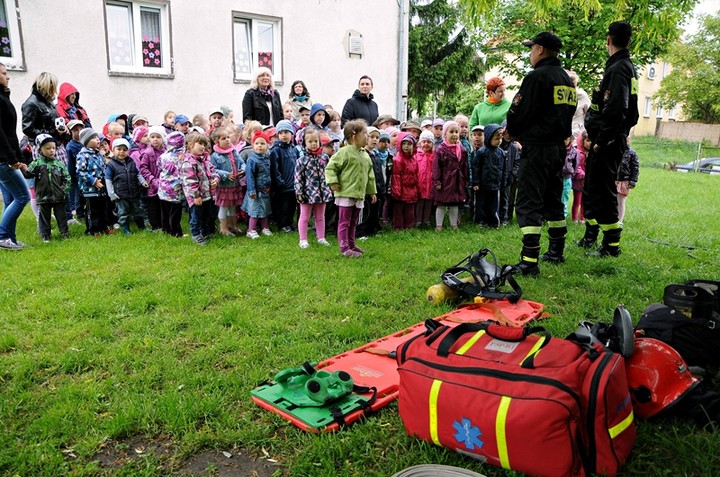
[540,237,566,263]
[587,228,622,257]
[515,234,541,277]
[577,222,599,249]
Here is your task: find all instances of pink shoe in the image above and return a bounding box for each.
[342,250,362,258]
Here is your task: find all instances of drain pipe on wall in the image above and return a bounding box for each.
[396,0,410,121]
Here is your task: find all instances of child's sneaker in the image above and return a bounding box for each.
[317,238,331,246]
[352,245,365,254]
[299,240,310,249]
[261,228,273,236]
[42,236,51,243]
[61,233,70,239]
[192,235,207,246]
[342,250,362,258]
[247,230,260,240]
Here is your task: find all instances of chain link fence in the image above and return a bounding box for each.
[631,136,720,170]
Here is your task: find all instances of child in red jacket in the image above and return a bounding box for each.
[391,132,419,230]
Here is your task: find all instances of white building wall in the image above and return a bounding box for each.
[9,0,401,134]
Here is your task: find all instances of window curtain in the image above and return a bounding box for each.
[107,4,133,66]
[0,0,14,57]
[140,7,162,68]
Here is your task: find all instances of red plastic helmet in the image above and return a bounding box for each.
[625,337,700,418]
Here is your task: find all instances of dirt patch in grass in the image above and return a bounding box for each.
[92,435,176,469]
[91,436,282,476]
[177,449,281,476]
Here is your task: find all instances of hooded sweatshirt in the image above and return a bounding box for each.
[472,123,506,191]
[415,142,435,200]
[56,83,91,127]
[391,132,419,203]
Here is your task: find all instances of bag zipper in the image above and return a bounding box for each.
[586,351,614,473]
[403,357,583,409]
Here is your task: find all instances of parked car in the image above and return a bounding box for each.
[675,158,720,175]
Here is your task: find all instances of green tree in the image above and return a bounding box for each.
[654,13,720,123]
[408,0,485,116]
[460,0,697,89]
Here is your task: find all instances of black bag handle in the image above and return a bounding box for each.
[437,322,550,357]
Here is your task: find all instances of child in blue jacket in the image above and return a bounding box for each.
[471,123,506,228]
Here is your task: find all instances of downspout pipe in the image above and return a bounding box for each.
[396,0,409,121]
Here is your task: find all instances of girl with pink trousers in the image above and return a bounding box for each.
[294,128,333,249]
[572,131,589,223]
[415,130,435,228]
[324,120,377,258]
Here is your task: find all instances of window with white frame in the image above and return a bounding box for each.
[656,106,663,119]
[643,97,652,117]
[668,106,676,120]
[0,0,25,70]
[104,0,173,76]
[232,13,282,83]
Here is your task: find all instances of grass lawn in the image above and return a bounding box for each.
[1,163,719,476]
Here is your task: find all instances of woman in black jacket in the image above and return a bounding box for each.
[241,67,283,126]
[21,72,70,163]
[0,62,30,250]
[341,75,379,127]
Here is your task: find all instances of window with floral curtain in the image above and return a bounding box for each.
[233,20,251,76]
[106,3,134,67]
[232,14,282,82]
[104,1,171,75]
[140,7,161,68]
[256,21,274,72]
[0,0,12,58]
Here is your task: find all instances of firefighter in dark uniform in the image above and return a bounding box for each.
[506,32,576,277]
[578,21,639,257]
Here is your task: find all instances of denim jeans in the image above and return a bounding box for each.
[0,163,31,242]
[189,203,212,238]
[114,198,145,227]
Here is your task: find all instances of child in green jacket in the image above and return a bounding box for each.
[27,134,71,241]
[324,120,377,257]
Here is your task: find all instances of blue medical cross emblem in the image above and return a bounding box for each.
[453,417,483,450]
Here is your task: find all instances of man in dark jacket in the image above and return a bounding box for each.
[578,21,639,257]
[506,32,576,276]
[341,75,379,126]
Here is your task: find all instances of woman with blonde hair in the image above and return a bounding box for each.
[21,72,71,220]
[22,72,70,159]
[241,67,283,126]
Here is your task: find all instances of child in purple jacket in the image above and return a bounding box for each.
[181,132,218,245]
[138,126,167,231]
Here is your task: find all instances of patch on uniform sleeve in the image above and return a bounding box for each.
[512,93,522,105]
[553,85,577,106]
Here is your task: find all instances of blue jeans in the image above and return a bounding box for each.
[0,163,31,242]
[189,203,212,238]
[562,177,572,217]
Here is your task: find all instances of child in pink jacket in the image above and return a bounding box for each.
[415,130,435,228]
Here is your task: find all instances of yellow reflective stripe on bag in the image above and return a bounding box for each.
[609,409,634,439]
[456,330,486,355]
[429,380,443,445]
[520,334,546,367]
[496,396,512,469]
